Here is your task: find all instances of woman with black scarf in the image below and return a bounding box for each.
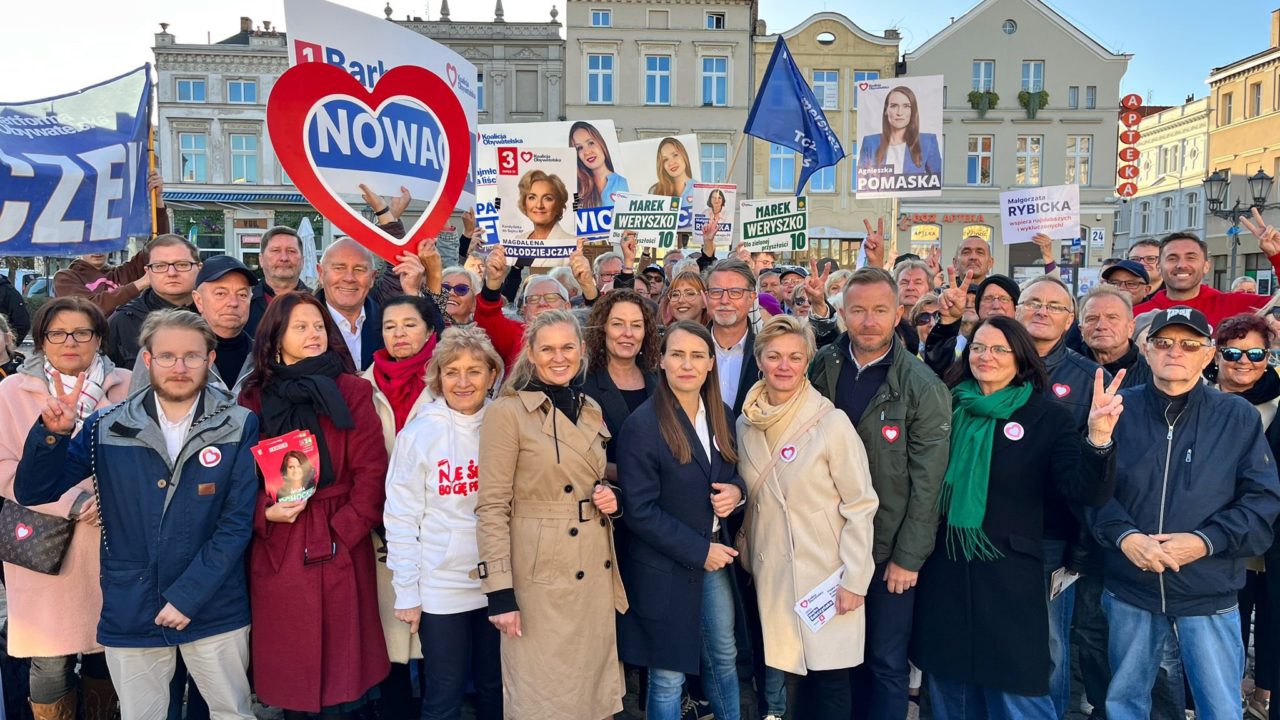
[238,291,391,719]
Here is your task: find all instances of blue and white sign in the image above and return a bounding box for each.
[0,65,152,256]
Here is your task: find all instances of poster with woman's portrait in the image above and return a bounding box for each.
[617,134,702,231]
[855,75,944,199]
[494,146,579,259]
[252,429,320,503]
[692,183,737,253]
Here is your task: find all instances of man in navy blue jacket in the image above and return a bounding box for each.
[16,309,259,720]
[1092,306,1280,720]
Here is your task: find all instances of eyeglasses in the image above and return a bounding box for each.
[1018,299,1073,315]
[969,343,1014,357]
[442,282,471,296]
[145,261,198,273]
[44,329,96,344]
[1219,347,1268,363]
[525,293,565,306]
[668,290,702,301]
[979,295,1014,308]
[793,296,811,306]
[706,287,753,300]
[150,353,210,369]
[1106,279,1147,290]
[915,311,941,326]
[1148,337,1212,353]
[1129,254,1159,265]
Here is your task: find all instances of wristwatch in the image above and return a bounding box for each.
[68,491,93,521]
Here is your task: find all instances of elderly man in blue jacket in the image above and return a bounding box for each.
[16,309,259,720]
[1092,306,1280,720]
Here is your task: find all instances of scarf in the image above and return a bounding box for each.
[370,335,438,433]
[939,379,1033,561]
[260,352,353,489]
[1232,365,1280,406]
[741,378,810,451]
[43,353,110,430]
[524,377,585,425]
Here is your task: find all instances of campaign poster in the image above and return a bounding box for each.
[855,75,944,199]
[494,146,578,259]
[0,66,152,255]
[274,0,477,262]
[477,120,628,242]
[609,193,681,249]
[617,135,701,230]
[253,429,320,503]
[692,183,737,253]
[740,196,809,253]
[1000,184,1080,245]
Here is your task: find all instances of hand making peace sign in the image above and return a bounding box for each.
[937,267,974,323]
[40,372,85,436]
[862,217,887,269]
[1240,207,1280,257]
[1086,368,1126,446]
[803,258,832,310]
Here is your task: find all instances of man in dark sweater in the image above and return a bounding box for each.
[105,234,201,369]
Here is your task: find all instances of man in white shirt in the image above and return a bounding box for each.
[705,258,759,416]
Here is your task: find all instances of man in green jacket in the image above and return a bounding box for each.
[809,267,952,720]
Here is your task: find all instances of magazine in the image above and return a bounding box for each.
[252,429,320,503]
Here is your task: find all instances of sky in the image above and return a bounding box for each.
[0,0,1275,105]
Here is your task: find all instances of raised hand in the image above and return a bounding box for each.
[1240,207,1280,257]
[359,184,411,223]
[462,208,477,237]
[1032,233,1055,264]
[40,372,84,435]
[701,213,719,255]
[569,239,597,299]
[393,251,426,296]
[417,236,443,294]
[862,217,886,269]
[1087,368,1125,446]
[620,231,639,268]
[803,259,832,314]
[937,267,973,323]
[484,243,509,291]
[733,242,752,263]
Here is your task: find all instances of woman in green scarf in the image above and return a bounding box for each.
[910,315,1123,719]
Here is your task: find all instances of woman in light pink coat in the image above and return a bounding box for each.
[0,297,131,719]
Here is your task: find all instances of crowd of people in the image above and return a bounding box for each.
[0,188,1278,720]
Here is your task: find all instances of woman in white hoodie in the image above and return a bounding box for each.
[384,326,505,720]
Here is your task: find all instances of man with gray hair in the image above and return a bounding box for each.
[1079,285,1151,390]
[894,259,934,349]
[1231,275,1258,294]
[593,251,624,293]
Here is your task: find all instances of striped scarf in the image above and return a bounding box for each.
[45,353,109,429]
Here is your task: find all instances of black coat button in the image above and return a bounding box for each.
[575,571,585,580]
[564,485,573,494]
[600,518,608,527]
[569,528,579,537]
[604,560,612,569]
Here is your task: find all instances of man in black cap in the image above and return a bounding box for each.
[1101,259,1151,308]
[639,263,666,298]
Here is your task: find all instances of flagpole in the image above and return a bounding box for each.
[148,123,158,238]
[725,132,748,189]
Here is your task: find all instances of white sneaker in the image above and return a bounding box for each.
[763,715,783,720]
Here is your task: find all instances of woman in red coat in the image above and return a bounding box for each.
[239,291,390,716]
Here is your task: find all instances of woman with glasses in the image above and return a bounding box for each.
[1211,313,1280,719]
[0,297,128,719]
[910,293,941,359]
[913,316,1120,719]
[661,270,710,326]
[239,292,391,718]
[787,284,813,320]
[440,266,481,327]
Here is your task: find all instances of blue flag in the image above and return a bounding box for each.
[0,66,153,256]
[744,38,845,194]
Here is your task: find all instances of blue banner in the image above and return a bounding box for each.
[743,38,845,194]
[0,65,153,256]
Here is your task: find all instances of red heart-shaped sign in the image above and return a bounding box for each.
[446,63,459,87]
[882,425,900,443]
[859,82,870,91]
[268,62,471,263]
[1052,383,1071,398]
[14,523,32,541]
[520,150,534,163]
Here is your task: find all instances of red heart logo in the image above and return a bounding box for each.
[882,425,900,443]
[446,63,459,87]
[780,445,796,462]
[1052,383,1071,398]
[519,150,534,163]
[859,82,870,91]
[14,523,32,541]
[268,62,471,263]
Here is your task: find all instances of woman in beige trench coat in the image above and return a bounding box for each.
[475,309,629,720]
[736,315,879,720]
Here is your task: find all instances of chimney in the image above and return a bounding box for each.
[884,28,900,39]
[1272,9,1280,48]
[240,16,252,33]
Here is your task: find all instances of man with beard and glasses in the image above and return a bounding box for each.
[16,310,259,720]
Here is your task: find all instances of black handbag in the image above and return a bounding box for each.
[0,500,74,575]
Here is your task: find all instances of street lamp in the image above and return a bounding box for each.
[1204,168,1280,282]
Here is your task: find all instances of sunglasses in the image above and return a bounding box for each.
[1219,347,1268,363]
[442,282,472,296]
[915,311,941,326]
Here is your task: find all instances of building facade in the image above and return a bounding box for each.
[153,4,564,269]
[748,13,899,266]
[1205,10,1280,290]
[564,0,758,193]
[900,0,1130,285]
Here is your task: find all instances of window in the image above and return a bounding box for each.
[1002,19,1018,34]
[227,80,257,104]
[853,70,879,108]
[1138,201,1152,235]
[1066,135,1091,185]
[1085,86,1097,109]
[702,57,728,106]
[700,142,728,182]
[1169,143,1180,173]
[587,54,614,104]
[972,61,994,91]
[706,12,726,29]
[177,79,206,103]
[229,134,258,184]
[1158,146,1168,175]
[1015,135,1043,186]
[813,70,839,110]
[1223,92,1234,124]
[809,165,835,193]
[644,55,672,105]
[1160,196,1175,232]
[179,133,207,182]
[1067,86,1079,109]
[477,72,485,111]
[1252,82,1263,117]
[967,135,994,186]
[1021,61,1044,92]
[647,9,668,29]
[590,9,611,27]
[769,144,795,192]
[1186,192,1200,228]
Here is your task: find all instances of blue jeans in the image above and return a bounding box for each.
[647,568,740,720]
[1042,539,1073,719]
[928,673,1056,720]
[1102,591,1244,720]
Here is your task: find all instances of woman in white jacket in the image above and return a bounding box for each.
[385,326,505,720]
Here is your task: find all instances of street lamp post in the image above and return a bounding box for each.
[1203,168,1280,284]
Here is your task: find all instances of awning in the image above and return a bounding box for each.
[162,191,310,204]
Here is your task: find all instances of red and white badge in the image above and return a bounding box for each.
[199,446,222,468]
[1052,383,1071,398]
[780,445,798,463]
[882,425,900,443]
[1003,422,1025,441]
